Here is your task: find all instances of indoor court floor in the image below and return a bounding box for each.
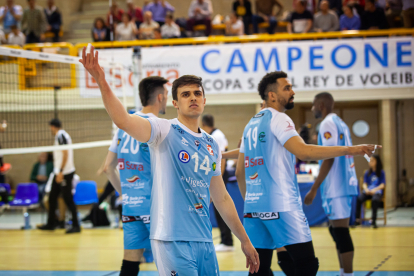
[1,227,413,276]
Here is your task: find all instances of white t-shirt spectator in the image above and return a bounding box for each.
[230,19,244,36]
[161,22,180,38]
[116,22,137,41]
[211,129,228,153]
[140,20,159,39]
[8,32,25,46]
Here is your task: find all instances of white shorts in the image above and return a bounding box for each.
[323,196,353,220]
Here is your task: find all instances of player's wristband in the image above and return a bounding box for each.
[60,168,63,173]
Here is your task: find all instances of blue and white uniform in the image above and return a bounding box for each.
[109,112,155,250]
[240,107,312,249]
[147,117,222,276]
[318,113,358,220]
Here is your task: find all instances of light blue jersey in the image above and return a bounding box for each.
[318,113,359,200]
[109,112,155,216]
[147,118,222,242]
[240,107,302,213]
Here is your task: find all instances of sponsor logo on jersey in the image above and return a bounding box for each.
[140,143,149,152]
[127,175,140,183]
[125,161,144,171]
[258,132,266,142]
[212,162,216,171]
[195,140,201,150]
[207,145,214,155]
[172,124,185,134]
[324,132,332,140]
[245,156,264,168]
[249,172,259,180]
[253,113,264,118]
[178,150,191,163]
[340,134,344,140]
[244,212,279,220]
[286,121,295,131]
[349,176,358,186]
[171,271,178,276]
[350,163,355,168]
[181,137,189,146]
[194,203,203,210]
[203,134,213,143]
[122,215,150,224]
[118,158,125,170]
[181,176,209,188]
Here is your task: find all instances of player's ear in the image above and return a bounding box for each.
[172,99,179,110]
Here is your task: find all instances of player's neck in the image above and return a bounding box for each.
[267,101,285,113]
[141,105,159,116]
[322,109,332,120]
[177,114,200,134]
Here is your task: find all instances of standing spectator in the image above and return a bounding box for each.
[139,11,159,39]
[252,0,283,34]
[21,0,47,43]
[385,0,403,28]
[314,0,339,32]
[37,119,80,234]
[7,25,25,46]
[340,3,361,30]
[356,155,385,228]
[361,0,388,29]
[344,0,366,16]
[328,0,343,17]
[225,12,244,36]
[402,0,414,28]
[0,0,23,34]
[187,0,213,37]
[116,13,138,41]
[44,0,61,42]
[30,152,53,204]
[161,13,180,38]
[287,0,313,33]
[143,0,175,26]
[233,0,252,35]
[92,17,110,42]
[107,1,124,26]
[126,0,143,29]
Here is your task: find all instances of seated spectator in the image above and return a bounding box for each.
[233,0,252,35]
[252,0,283,34]
[187,0,213,37]
[0,29,6,45]
[30,152,53,203]
[116,13,138,41]
[7,25,25,46]
[314,0,339,32]
[361,0,388,29]
[143,0,175,26]
[154,27,162,39]
[356,155,385,229]
[287,0,313,33]
[44,0,62,42]
[107,1,124,26]
[340,3,361,30]
[225,12,244,36]
[402,0,414,28]
[328,0,343,17]
[161,13,180,38]
[126,0,143,29]
[21,0,47,43]
[385,0,403,28]
[140,11,159,39]
[344,0,366,16]
[92,17,110,42]
[293,0,316,14]
[0,0,23,34]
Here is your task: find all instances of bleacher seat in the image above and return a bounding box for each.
[73,181,98,205]
[9,183,39,229]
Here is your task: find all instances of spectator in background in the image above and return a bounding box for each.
[233,0,252,35]
[187,0,213,37]
[293,0,316,14]
[126,0,143,29]
[385,0,403,28]
[21,0,47,43]
[356,155,385,228]
[143,0,175,26]
[252,0,283,34]
[107,1,124,26]
[225,12,244,36]
[361,0,388,29]
[343,0,366,16]
[7,25,25,46]
[161,13,180,38]
[328,0,343,17]
[287,0,313,33]
[116,13,138,41]
[340,3,361,30]
[0,29,6,44]
[44,0,62,42]
[92,17,110,42]
[314,0,339,32]
[30,152,53,204]
[153,27,162,39]
[0,0,23,34]
[402,0,414,28]
[140,11,159,39]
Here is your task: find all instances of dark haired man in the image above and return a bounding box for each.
[79,47,259,275]
[235,71,378,276]
[38,118,79,234]
[305,92,358,276]
[103,76,168,276]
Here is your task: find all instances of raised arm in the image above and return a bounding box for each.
[79,46,151,143]
[103,151,122,194]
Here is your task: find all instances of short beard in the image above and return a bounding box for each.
[285,102,294,110]
[279,97,295,110]
[314,110,322,119]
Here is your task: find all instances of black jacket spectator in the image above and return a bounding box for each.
[233,0,252,34]
[361,0,388,29]
[44,4,62,42]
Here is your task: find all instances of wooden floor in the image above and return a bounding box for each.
[0,227,413,274]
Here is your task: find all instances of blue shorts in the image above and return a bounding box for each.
[151,240,219,276]
[322,196,353,220]
[123,215,151,250]
[244,210,312,249]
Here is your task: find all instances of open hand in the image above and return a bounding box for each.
[78,46,105,81]
[241,241,260,274]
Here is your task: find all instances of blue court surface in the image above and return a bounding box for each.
[1,272,413,276]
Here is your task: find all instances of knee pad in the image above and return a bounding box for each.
[332,227,354,254]
[293,256,319,276]
[329,225,339,250]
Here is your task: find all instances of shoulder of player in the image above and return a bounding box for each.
[320,114,337,129]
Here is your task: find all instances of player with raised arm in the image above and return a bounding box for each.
[104,76,169,276]
[235,71,379,276]
[79,47,259,275]
[304,92,359,276]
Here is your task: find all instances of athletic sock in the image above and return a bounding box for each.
[340,268,344,276]
[120,260,140,276]
[343,273,354,276]
[277,251,295,276]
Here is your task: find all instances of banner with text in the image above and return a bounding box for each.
[141,37,413,94]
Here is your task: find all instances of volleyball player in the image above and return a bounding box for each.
[104,76,169,276]
[304,92,358,276]
[79,47,259,275]
[235,71,379,276]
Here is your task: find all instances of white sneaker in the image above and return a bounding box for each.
[214,243,235,252]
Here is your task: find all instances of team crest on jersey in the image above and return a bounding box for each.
[172,124,185,134]
[340,134,344,140]
[118,158,125,170]
[127,175,140,183]
[324,132,332,140]
[258,132,266,142]
[207,145,214,155]
[117,138,121,145]
[178,150,191,163]
[212,162,216,171]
